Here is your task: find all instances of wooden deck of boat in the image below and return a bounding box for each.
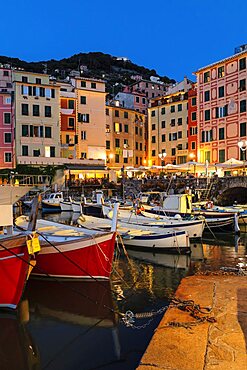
[137,275,247,370]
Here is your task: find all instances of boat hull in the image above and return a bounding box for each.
[0,234,30,309]
[41,201,61,213]
[122,231,189,252]
[33,232,116,279]
[60,201,72,212]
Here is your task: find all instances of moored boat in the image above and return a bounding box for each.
[41,192,63,212]
[15,204,119,280]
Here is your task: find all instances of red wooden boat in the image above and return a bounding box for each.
[32,230,117,279]
[0,234,31,309]
[16,203,119,280]
[0,189,40,310]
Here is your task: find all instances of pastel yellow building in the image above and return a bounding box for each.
[106,102,146,170]
[13,71,60,164]
[148,91,189,166]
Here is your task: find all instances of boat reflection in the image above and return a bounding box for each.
[126,249,191,269]
[0,305,40,370]
[21,279,120,370]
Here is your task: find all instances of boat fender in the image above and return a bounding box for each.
[174,214,182,220]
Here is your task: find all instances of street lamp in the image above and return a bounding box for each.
[158,152,167,173]
[238,140,247,175]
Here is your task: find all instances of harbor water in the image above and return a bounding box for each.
[1,211,247,370]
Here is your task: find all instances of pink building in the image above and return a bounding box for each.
[0,67,14,168]
[195,47,247,163]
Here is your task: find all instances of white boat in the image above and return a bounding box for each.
[60,197,73,212]
[102,205,205,240]
[76,214,189,252]
[41,192,64,212]
[72,200,82,213]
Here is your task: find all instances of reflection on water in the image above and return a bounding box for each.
[2,210,246,370]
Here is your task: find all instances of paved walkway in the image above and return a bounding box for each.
[137,276,247,370]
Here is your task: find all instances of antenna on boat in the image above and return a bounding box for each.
[111,203,119,232]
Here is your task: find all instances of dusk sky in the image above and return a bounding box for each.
[2,0,247,82]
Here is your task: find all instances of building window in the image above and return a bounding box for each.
[152,123,156,130]
[5,97,11,104]
[22,76,28,83]
[81,131,86,140]
[45,106,51,117]
[115,154,119,163]
[240,122,246,137]
[151,136,156,143]
[191,141,196,150]
[190,127,197,135]
[124,124,128,133]
[124,111,128,119]
[80,96,86,104]
[161,134,166,142]
[170,119,175,127]
[218,86,224,98]
[33,104,40,116]
[151,150,156,157]
[204,90,210,102]
[4,133,11,143]
[68,100,74,109]
[91,82,96,89]
[22,145,28,156]
[81,81,86,88]
[106,140,110,149]
[114,122,122,133]
[205,109,210,121]
[115,138,120,148]
[240,100,246,113]
[136,96,139,103]
[135,142,138,150]
[239,79,246,92]
[204,71,210,83]
[218,66,225,78]
[68,118,75,129]
[140,128,142,137]
[4,152,12,162]
[191,97,197,106]
[105,108,109,116]
[219,127,225,140]
[161,121,166,128]
[82,114,90,123]
[140,143,143,151]
[178,104,182,112]
[36,78,41,84]
[216,105,228,118]
[219,149,225,163]
[239,57,246,71]
[191,112,196,121]
[151,110,155,117]
[170,105,175,113]
[177,117,183,125]
[135,126,138,135]
[169,133,177,141]
[50,146,55,158]
[161,107,165,115]
[3,70,9,76]
[21,104,29,116]
[45,127,52,138]
[66,135,70,144]
[21,125,29,137]
[142,98,145,104]
[81,152,87,159]
[4,112,11,124]
[33,149,40,157]
[123,157,128,164]
[115,110,119,117]
[171,148,176,156]
[178,131,182,139]
[135,157,138,165]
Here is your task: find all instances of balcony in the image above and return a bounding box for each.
[61,108,74,115]
[17,156,105,166]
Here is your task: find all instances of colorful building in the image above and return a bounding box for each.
[13,71,61,165]
[105,103,146,170]
[0,67,14,168]
[187,85,198,161]
[148,86,192,166]
[195,47,247,163]
[70,77,107,161]
[60,81,78,159]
